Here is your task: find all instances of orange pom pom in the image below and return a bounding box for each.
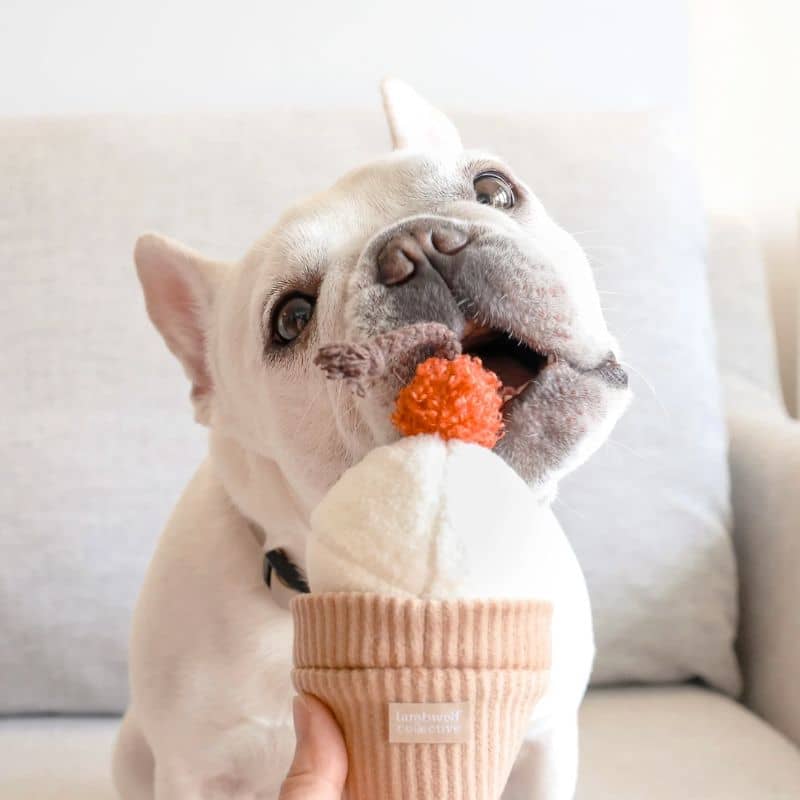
[392,355,504,448]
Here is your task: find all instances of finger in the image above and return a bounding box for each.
[279,694,348,800]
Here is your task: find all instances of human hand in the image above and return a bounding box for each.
[279,694,349,800]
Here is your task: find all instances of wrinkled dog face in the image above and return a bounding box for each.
[136,80,630,519]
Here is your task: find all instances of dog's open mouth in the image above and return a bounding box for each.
[461,321,551,407]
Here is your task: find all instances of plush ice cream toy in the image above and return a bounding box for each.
[291,323,594,800]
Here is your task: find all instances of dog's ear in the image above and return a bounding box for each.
[380,78,462,153]
[134,233,225,425]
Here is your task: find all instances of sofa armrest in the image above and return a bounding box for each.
[728,401,800,746]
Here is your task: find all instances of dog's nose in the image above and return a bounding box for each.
[377,226,469,286]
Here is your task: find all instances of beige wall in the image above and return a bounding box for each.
[689,0,800,415]
[3,1,796,410]
[0,1,688,114]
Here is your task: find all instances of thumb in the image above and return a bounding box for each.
[279,694,349,800]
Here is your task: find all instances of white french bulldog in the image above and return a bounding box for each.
[113,80,630,800]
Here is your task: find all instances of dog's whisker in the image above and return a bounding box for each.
[567,229,607,237]
[620,359,669,419]
[290,379,332,437]
[552,496,591,523]
[604,437,650,460]
[581,245,627,254]
[612,320,641,341]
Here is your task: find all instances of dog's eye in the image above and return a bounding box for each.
[273,294,315,343]
[473,171,515,209]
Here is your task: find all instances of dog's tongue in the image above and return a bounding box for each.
[476,349,536,395]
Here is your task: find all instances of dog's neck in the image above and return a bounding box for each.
[208,428,315,564]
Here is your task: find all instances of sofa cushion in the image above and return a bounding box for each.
[2,688,798,799]
[0,108,739,712]
[577,687,800,799]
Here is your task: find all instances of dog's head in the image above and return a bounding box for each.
[136,80,629,528]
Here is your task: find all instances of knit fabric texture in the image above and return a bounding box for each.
[291,593,553,800]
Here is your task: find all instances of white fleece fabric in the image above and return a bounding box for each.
[309,436,529,597]
[309,435,577,602]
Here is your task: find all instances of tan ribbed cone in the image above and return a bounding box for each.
[291,593,552,800]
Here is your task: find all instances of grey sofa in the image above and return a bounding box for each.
[1,110,799,799]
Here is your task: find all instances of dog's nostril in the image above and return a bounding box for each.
[377,238,420,286]
[377,227,468,286]
[431,228,469,255]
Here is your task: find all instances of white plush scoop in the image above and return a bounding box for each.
[308,435,579,601]
[308,431,596,727]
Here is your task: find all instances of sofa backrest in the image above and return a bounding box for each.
[0,109,748,712]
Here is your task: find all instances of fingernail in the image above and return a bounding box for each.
[293,694,310,743]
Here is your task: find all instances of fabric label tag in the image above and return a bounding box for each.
[388,702,471,744]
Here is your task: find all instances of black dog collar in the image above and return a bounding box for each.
[247,521,310,597]
[263,548,310,595]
